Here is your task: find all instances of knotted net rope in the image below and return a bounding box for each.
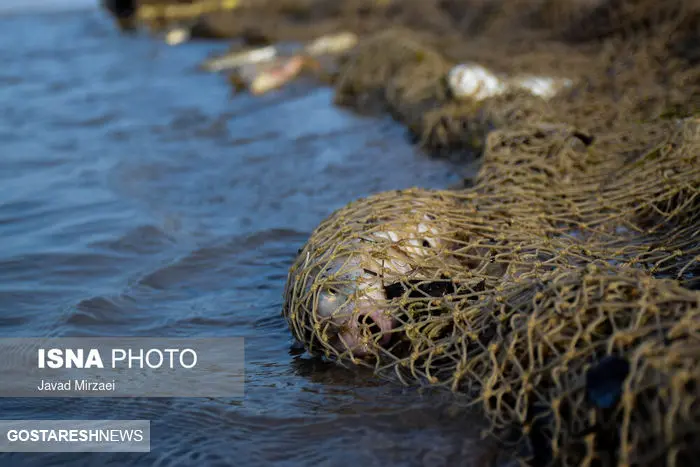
[284,114,700,465]
[283,1,700,464]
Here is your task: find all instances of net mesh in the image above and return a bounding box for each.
[284,114,700,466]
[282,2,700,466]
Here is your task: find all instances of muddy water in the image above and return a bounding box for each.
[0,6,488,467]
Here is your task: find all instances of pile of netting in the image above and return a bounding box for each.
[285,116,700,466]
[278,1,700,466]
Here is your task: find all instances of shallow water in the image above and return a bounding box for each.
[0,6,489,467]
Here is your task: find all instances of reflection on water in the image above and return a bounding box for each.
[0,7,489,467]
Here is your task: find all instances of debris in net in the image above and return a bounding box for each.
[447,63,573,101]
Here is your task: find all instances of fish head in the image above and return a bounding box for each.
[286,196,461,360]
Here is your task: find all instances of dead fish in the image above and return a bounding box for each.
[447,63,508,101]
[228,56,308,95]
[301,210,459,358]
[202,45,279,72]
[304,32,358,57]
[203,32,358,73]
[249,55,308,95]
[510,75,573,99]
[447,63,573,101]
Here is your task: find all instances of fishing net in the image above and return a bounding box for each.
[284,3,700,454]
[109,0,700,465]
[284,115,700,466]
[283,5,700,464]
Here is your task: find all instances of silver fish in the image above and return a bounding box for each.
[304,32,358,57]
[202,45,280,72]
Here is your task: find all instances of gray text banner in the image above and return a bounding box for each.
[0,420,150,452]
[0,338,245,397]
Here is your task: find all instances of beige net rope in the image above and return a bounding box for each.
[284,113,700,465]
[280,2,700,465]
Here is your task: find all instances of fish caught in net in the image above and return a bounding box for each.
[284,116,700,466]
